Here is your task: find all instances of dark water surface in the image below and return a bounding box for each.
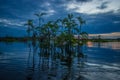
[0,42,120,80]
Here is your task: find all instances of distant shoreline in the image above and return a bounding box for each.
[0,37,120,42]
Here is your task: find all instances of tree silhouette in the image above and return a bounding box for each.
[25,13,88,54]
[24,19,34,37]
[76,16,86,44]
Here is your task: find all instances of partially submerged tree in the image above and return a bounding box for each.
[24,19,34,37]
[34,12,47,38]
[76,16,86,44]
[25,13,88,54]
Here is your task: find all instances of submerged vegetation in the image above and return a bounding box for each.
[25,13,88,45]
[24,13,88,80]
[24,13,88,54]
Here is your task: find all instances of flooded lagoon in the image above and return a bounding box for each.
[0,42,120,80]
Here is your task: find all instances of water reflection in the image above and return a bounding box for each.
[0,42,120,80]
[26,41,86,80]
[87,42,120,50]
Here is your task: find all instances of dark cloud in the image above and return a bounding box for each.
[83,12,120,34]
[97,2,109,9]
[0,0,45,19]
[75,0,92,2]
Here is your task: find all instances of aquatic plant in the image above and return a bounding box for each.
[25,13,88,54]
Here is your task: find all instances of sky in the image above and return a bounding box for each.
[89,32,120,39]
[0,0,120,37]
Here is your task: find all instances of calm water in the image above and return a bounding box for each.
[0,42,120,80]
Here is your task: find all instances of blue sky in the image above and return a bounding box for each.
[0,0,120,37]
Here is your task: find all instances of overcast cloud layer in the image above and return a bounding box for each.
[0,0,120,37]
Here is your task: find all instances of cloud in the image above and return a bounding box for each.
[0,18,24,27]
[65,0,120,14]
[0,0,120,37]
[38,8,56,17]
[69,0,92,2]
[97,1,108,9]
[76,0,92,2]
[113,21,120,24]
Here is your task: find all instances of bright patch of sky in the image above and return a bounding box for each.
[65,0,120,14]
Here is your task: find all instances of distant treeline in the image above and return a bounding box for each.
[0,36,120,42]
[88,38,120,42]
[0,36,37,42]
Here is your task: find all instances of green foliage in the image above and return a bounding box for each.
[25,13,88,47]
